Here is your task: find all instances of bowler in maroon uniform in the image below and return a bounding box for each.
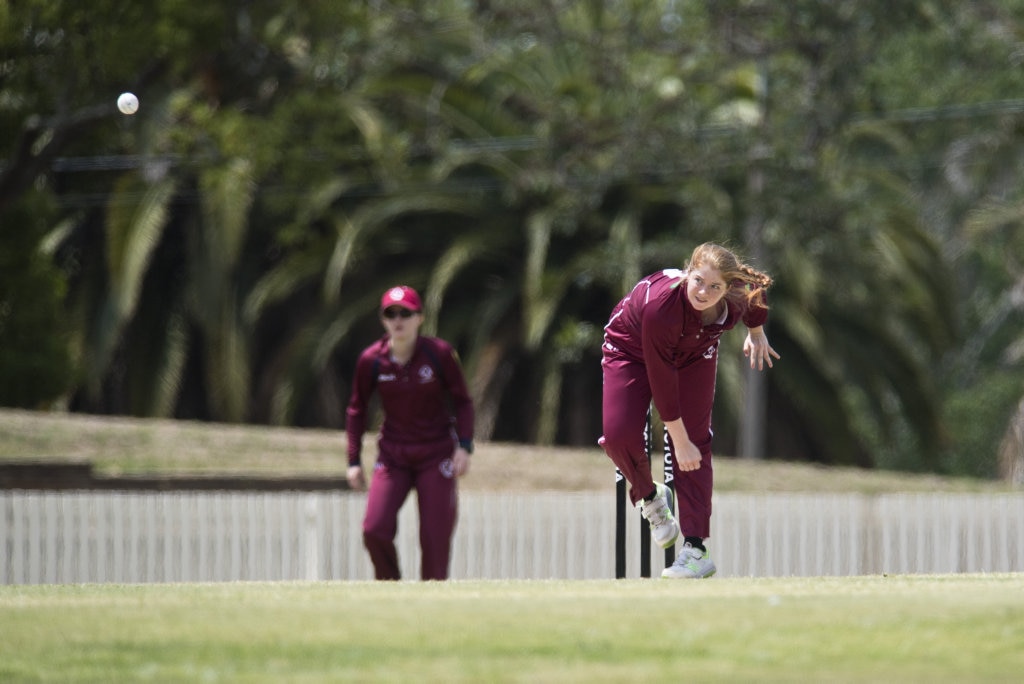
[600,243,779,578]
[346,286,474,580]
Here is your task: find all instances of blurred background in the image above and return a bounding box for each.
[2,1,1022,480]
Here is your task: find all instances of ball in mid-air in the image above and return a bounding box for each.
[117,92,139,115]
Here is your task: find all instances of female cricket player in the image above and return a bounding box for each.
[599,243,779,578]
[345,285,474,580]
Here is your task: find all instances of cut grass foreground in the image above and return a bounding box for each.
[1,574,1022,682]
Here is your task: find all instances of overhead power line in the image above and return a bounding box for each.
[854,98,1024,124]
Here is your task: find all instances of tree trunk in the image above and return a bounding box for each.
[739,59,769,461]
[738,166,767,460]
[998,395,1024,486]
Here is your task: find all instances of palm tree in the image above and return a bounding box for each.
[17,0,1019,479]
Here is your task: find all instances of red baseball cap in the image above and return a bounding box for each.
[380,285,422,312]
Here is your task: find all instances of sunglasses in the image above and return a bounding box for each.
[382,308,416,320]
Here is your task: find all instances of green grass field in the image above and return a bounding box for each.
[2,574,1023,682]
[3,409,1023,681]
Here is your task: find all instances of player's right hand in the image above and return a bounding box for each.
[665,419,702,472]
[347,465,366,491]
[677,440,702,472]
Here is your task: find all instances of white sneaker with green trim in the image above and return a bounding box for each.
[662,542,717,579]
[638,482,679,549]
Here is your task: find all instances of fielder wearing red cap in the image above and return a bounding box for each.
[346,285,474,580]
[379,285,422,313]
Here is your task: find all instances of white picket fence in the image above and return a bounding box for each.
[2,491,1022,584]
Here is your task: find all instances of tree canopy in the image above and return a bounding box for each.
[2,0,1023,479]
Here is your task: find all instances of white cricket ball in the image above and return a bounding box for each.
[117,92,139,115]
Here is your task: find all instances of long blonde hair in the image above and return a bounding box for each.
[686,242,772,309]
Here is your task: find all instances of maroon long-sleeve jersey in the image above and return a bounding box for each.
[602,269,768,424]
[346,335,474,466]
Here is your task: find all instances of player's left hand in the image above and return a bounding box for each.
[452,447,471,477]
[743,326,780,370]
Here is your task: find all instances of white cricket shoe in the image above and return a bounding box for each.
[662,542,717,579]
[638,482,679,549]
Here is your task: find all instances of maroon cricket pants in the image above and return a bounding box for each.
[600,350,717,539]
[362,439,458,580]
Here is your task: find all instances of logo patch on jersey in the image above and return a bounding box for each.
[439,458,455,479]
[703,345,717,360]
[664,268,686,288]
[378,373,397,383]
[418,364,435,383]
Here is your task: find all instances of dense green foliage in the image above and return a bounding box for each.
[0,197,73,406]
[2,1,1022,477]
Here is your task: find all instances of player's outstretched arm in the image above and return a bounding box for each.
[743,326,780,370]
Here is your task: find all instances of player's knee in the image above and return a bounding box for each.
[362,523,389,547]
[599,430,640,455]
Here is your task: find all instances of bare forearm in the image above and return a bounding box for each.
[664,418,689,449]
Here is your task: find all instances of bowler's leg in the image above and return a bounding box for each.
[600,355,655,505]
[672,355,718,539]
